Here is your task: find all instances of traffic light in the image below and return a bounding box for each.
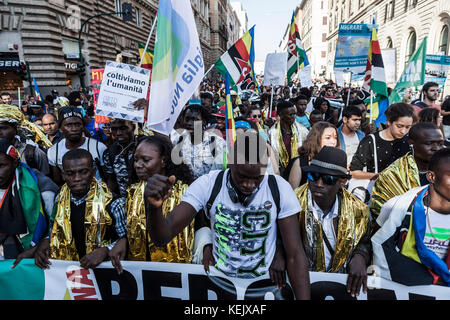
[122,3,133,22]
[76,63,86,78]
[14,62,27,80]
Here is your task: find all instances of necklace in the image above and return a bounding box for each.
[425,205,450,241]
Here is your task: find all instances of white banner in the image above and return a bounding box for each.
[298,65,313,88]
[263,53,288,86]
[3,260,449,300]
[381,48,397,84]
[147,0,204,136]
[95,61,151,123]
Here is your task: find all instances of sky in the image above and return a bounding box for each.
[233,0,300,61]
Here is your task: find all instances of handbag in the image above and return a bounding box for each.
[347,134,378,203]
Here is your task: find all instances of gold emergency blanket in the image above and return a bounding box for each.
[50,180,113,260]
[273,121,299,169]
[126,180,194,263]
[0,104,52,148]
[369,153,420,219]
[295,184,369,272]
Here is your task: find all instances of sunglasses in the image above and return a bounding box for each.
[252,114,262,119]
[307,172,340,186]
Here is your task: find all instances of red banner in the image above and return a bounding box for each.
[91,69,109,124]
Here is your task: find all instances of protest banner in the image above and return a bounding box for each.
[389,38,427,104]
[381,48,397,85]
[0,259,449,300]
[263,52,288,86]
[298,64,313,88]
[95,61,151,123]
[91,68,109,124]
[147,0,205,136]
[334,23,376,80]
[425,54,450,88]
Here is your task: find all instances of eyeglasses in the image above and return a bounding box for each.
[252,114,262,119]
[307,172,340,186]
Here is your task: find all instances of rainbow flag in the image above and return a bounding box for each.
[287,11,309,83]
[138,41,154,70]
[215,26,260,94]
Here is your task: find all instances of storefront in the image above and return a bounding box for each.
[0,52,25,104]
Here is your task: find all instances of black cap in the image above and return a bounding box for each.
[302,146,351,178]
[30,100,45,108]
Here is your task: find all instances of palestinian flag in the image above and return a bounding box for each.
[138,41,154,70]
[215,26,260,93]
[362,27,388,99]
[287,11,309,83]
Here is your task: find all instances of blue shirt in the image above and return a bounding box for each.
[296,115,311,130]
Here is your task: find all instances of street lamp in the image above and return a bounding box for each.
[77,3,133,94]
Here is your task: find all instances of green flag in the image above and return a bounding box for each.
[389,37,427,104]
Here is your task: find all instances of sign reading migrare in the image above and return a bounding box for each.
[425,54,450,87]
[334,23,377,77]
[96,61,151,123]
[0,260,449,300]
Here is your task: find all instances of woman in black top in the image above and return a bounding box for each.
[350,103,416,180]
[283,121,340,189]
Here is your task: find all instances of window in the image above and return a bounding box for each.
[321,51,326,58]
[136,7,141,27]
[405,31,416,65]
[386,37,393,48]
[322,33,327,42]
[349,0,353,16]
[439,25,449,55]
[390,0,395,20]
[323,16,327,25]
[115,0,122,17]
[359,0,365,8]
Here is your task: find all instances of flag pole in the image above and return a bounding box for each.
[203,64,215,79]
[370,90,374,124]
[139,14,158,68]
[18,87,21,108]
[269,86,274,118]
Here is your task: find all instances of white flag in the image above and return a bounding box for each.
[147,0,205,135]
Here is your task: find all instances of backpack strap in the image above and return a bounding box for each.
[205,170,225,218]
[268,175,281,217]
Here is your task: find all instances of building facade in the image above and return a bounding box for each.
[191,0,213,71]
[209,0,228,78]
[326,0,450,90]
[299,0,329,80]
[0,0,159,98]
[230,1,248,37]
[226,1,240,49]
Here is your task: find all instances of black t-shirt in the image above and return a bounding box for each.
[350,131,411,173]
[443,100,450,126]
[70,202,87,258]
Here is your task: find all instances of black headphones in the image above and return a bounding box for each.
[226,171,260,207]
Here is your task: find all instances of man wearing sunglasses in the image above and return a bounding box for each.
[294,146,371,298]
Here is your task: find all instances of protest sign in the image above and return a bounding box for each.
[263,52,288,86]
[425,54,450,87]
[334,23,376,79]
[381,48,397,84]
[1,259,449,300]
[95,61,151,123]
[91,69,109,124]
[298,64,313,87]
